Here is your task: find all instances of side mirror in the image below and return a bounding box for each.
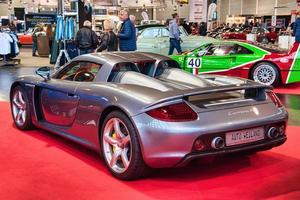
[36,66,51,81]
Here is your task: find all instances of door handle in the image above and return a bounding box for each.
[68,93,78,98]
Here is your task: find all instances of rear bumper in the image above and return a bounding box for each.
[132,106,288,168]
[175,136,286,167]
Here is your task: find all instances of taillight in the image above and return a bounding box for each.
[267,91,283,108]
[146,102,198,122]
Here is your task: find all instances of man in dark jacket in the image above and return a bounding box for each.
[117,10,136,51]
[294,17,300,43]
[198,22,207,36]
[75,20,99,55]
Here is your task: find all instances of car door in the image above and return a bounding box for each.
[184,44,238,75]
[39,61,101,127]
[199,44,238,74]
[160,27,171,55]
[137,27,162,53]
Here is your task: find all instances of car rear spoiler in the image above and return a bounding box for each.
[144,83,272,109]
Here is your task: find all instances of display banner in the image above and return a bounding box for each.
[25,14,56,30]
[271,15,277,27]
[189,0,207,22]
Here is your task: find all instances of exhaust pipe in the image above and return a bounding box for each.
[268,127,279,139]
[211,137,225,149]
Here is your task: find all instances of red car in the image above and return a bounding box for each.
[223,27,278,44]
[17,28,33,45]
[172,41,300,86]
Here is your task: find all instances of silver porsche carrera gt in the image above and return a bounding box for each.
[10,52,288,180]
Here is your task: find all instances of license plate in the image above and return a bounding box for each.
[226,127,265,146]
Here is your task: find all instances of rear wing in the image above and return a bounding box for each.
[144,83,272,109]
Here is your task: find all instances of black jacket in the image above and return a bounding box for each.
[75,27,99,50]
[97,31,118,52]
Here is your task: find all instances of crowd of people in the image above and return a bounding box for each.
[28,10,300,58]
[75,9,136,55]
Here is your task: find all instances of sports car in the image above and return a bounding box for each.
[222,27,278,44]
[17,28,33,45]
[10,52,287,180]
[171,41,300,86]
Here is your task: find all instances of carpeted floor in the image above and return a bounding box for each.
[1,101,300,200]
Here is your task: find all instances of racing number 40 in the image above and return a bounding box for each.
[188,58,201,68]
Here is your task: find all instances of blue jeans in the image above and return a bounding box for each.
[168,38,182,55]
[32,41,37,56]
[80,49,93,55]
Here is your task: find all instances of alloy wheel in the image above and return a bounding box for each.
[253,65,276,85]
[12,90,27,127]
[102,118,132,174]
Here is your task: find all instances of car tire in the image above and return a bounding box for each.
[10,85,34,130]
[251,62,280,86]
[100,111,149,180]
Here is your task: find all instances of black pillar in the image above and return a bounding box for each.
[78,1,92,28]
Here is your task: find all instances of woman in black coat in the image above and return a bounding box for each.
[97,20,118,52]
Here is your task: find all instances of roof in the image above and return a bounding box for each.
[72,52,171,66]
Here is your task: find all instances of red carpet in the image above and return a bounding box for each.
[1,101,300,200]
[274,82,300,95]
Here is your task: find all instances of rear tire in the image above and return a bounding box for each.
[100,111,149,180]
[251,62,280,86]
[10,86,34,130]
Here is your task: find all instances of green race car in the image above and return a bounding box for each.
[171,41,300,85]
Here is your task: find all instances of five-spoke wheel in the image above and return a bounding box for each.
[102,118,132,173]
[101,111,148,180]
[10,86,34,130]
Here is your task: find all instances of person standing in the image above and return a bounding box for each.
[117,10,136,51]
[168,13,182,55]
[198,22,207,36]
[32,24,44,56]
[293,16,300,43]
[97,20,118,52]
[75,20,99,55]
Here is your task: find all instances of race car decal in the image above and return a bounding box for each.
[286,44,300,84]
[191,56,264,75]
[186,57,202,75]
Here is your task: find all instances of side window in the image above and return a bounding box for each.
[234,45,253,54]
[55,61,102,82]
[161,28,169,37]
[205,45,236,56]
[141,28,161,38]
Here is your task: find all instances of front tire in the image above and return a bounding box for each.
[251,62,280,86]
[100,111,149,180]
[10,86,34,130]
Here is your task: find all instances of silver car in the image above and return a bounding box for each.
[10,52,288,180]
[137,26,217,55]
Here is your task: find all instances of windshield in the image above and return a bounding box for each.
[179,26,188,36]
